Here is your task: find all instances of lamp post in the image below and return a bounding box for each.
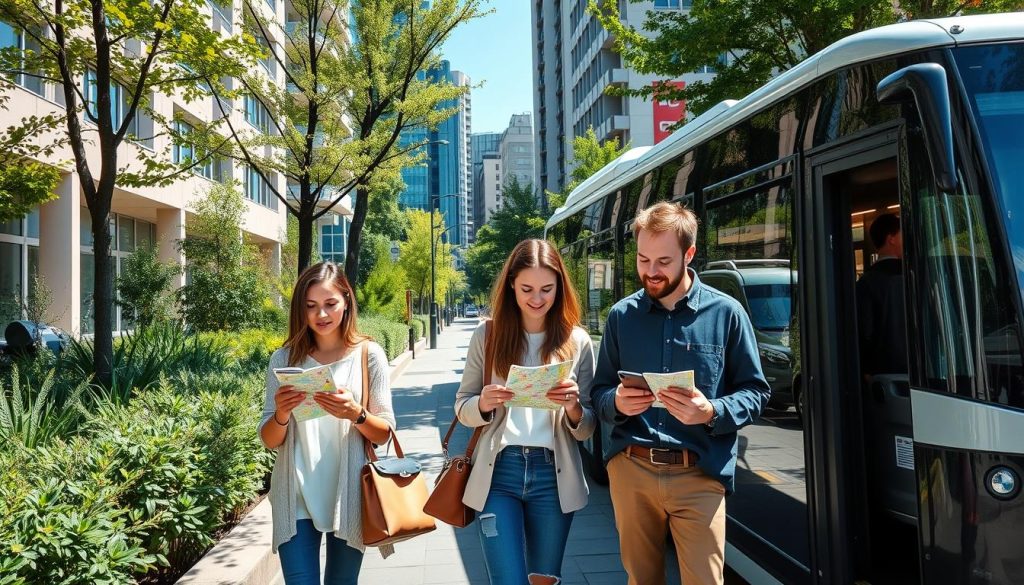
[430,221,470,348]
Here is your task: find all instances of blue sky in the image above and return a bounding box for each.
[440,1,533,134]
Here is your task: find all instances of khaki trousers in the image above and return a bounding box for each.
[607,451,726,585]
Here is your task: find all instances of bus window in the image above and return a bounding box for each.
[587,235,616,342]
[562,240,591,334]
[700,181,808,568]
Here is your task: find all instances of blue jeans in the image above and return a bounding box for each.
[478,445,575,585]
[278,519,363,585]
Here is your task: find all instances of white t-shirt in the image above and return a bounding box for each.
[501,331,557,450]
[293,354,358,530]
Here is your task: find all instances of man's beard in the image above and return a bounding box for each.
[642,268,685,300]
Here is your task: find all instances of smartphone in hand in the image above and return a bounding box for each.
[617,370,652,392]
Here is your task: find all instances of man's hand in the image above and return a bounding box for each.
[614,384,655,416]
[659,386,715,425]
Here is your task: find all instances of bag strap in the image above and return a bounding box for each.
[359,342,404,463]
[441,320,491,459]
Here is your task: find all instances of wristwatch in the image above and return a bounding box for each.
[354,407,367,425]
[705,406,720,430]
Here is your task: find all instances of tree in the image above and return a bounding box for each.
[465,176,546,298]
[0,0,256,385]
[359,181,410,285]
[590,0,1020,119]
[357,239,408,322]
[217,0,486,285]
[397,209,457,314]
[116,245,178,329]
[178,183,268,331]
[0,87,62,222]
[546,127,629,210]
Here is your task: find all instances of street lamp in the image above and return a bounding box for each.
[430,221,471,349]
[429,184,459,350]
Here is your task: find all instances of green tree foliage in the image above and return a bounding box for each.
[220,0,486,283]
[0,0,259,386]
[357,239,408,322]
[359,183,410,285]
[116,245,178,330]
[547,127,629,210]
[397,209,458,313]
[590,0,1022,118]
[465,177,546,298]
[178,184,268,332]
[0,163,60,223]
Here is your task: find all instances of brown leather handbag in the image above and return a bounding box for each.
[358,344,436,546]
[422,321,491,527]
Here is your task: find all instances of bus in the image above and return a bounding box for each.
[545,13,1023,585]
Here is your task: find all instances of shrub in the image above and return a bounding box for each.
[0,366,88,449]
[117,245,178,329]
[413,314,429,339]
[359,314,410,361]
[198,329,285,374]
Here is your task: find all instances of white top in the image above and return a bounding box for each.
[501,331,557,450]
[293,354,356,530]
[261,342,397,557]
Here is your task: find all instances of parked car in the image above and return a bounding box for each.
[699,259,798,414]
[465,305,479,318]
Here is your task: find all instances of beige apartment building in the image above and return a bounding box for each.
[0,0,352,337]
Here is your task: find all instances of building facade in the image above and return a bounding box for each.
[531,0,717,196]
[397,61,472,248]
[470,132,501,234]
[0,1,336,336]
[479,154,503,225]
[499,113,537,198]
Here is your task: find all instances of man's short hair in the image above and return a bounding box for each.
[869,213,901,249]
[633,202,699,251]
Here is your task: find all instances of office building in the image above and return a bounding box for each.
[470,132,501,233]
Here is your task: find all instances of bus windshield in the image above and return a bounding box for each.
[954,43,1024,297]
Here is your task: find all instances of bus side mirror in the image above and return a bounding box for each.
[877,63,959,194]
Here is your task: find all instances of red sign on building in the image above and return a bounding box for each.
[652,81,686,144]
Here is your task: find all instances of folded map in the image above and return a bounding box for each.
[642,370,695,409]
[505,360,575,410]
[273,363,338,422]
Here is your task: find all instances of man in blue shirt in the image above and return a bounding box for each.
[592,202,771,585]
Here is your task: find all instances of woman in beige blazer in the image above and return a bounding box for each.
[455,239,596,585]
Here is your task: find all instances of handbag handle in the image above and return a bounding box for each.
[359,342,409,462]
[441,319,492,460]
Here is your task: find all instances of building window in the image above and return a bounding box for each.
[653,0,690,8]
[244,165,277,209]
[245,94,270,132]
[0,21,43,95]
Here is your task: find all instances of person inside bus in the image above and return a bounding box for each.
[455,238,597,585]
[591,202,771,585]
[856,213,908,378]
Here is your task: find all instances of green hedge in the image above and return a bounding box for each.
[412,314,429,340]
[0,372,273,584]
[359,314,410,361]
[199,328,286,373]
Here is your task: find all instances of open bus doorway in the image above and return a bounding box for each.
[822,154,920,585]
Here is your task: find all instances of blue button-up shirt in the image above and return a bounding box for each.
[592,271,771,494]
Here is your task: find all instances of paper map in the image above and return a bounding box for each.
[642,370,695,409]
[273,363,337,422]
[505,360,575,410]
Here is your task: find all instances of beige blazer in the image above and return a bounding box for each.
[455,321,596,513]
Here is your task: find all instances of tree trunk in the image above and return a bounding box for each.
[344,185,370,288]
[297,201,315,275]
[90,187,115,388]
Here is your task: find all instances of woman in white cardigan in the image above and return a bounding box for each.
[455,239,596,585]
[260,262,396,585]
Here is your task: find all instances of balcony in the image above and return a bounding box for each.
[208,0,233,34]
[597,114,630,141]
[602,67,628,91]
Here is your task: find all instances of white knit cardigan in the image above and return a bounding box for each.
[260,342,397,558]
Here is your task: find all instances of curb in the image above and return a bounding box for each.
[175,336,429,585]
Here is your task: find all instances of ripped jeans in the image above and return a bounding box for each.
[478,445,574,585]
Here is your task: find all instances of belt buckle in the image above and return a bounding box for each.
[648,447,671,466]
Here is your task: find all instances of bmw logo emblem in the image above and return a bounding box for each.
[986,466,1019,500]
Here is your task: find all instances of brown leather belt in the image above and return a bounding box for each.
[626,445,699,467]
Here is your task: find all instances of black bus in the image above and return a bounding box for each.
[545,13,1024,585]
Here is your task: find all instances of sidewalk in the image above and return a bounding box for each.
[358,318,640,585]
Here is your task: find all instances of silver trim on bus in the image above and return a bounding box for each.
[911,388,1024,454]
[546,13,1024,233]
[726,542,786,585]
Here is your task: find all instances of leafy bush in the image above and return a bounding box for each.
[413,314,429,339]
[359,314,410,361]
[61,323,228,404]
[117,245,178,329]
[0,372,273,584]
[199,329,285,374]
[357,240,408,323]
[0,366,88,449]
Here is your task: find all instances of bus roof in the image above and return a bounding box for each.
[546,12,1024,231]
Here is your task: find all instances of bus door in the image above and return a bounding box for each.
[805,127,920,585]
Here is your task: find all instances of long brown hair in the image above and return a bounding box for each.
[488,239,581,378]
[283,262,366,366]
